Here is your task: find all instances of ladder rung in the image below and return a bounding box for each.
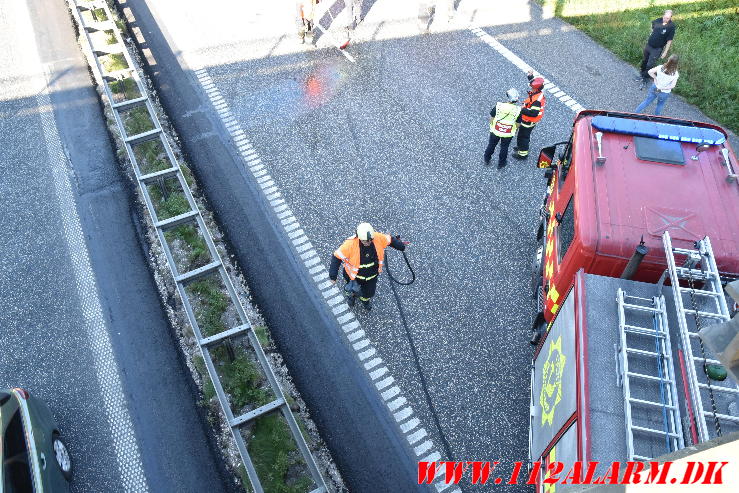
[623,294,654,302]
[309,487,327,493]
[631,425,680,438]
[112,96,148,110]
[672,247,700,256]
[632,454,652,461]
[94,47,125,57]
[698,383,739,394]
[679,286,722,298]
[230,398,285,428]
[623,302,662,314]
[629,397,677,410]
[675,267,711,280]
[691,356,721,365]
[175,260,221,284]
[701,411,739,424]
[627,371,669,382]
[124,127,161,145]
[102,68,134,81]
[84,21,116,33]
[624,325,665,338]
[682,308,728,321]
[155,209,198,230]
[200,324,250,347]
[626,348,670,359]
[140,166,179,183]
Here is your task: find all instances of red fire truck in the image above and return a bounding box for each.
[528,110,739,490]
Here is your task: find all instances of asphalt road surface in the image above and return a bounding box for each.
[0,1,234,491]
[82,0,737,492]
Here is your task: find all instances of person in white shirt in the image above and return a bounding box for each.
[635,55,680,115]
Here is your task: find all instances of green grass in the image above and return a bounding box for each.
[165,224,210,268]
[253,325,270,348]
[147,179,190,220]
[192,354,216,402]
[247,413,314,493]
[108,78,140,101]
[213,345,273,410]
[133,139,170,174]
[538,0,739,133]
[121,106,154,137]
[188,278,230,337]
[104,30,117,45]
[101,53,128,73]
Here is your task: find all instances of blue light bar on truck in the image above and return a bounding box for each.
[591,116,726,145]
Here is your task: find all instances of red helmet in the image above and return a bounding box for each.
[529,77,545,91]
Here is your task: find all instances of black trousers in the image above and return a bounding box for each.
[343,270,378,300]
[484,133,513,166]
[516,124,536,156]
[640,44,661,79]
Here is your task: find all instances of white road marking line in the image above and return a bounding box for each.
[288,229,305,240]
[308,264,324,275]
[253,169,268,178]
[358,347,376,360]
[400,417,420,433]
[375,376,394,390]
[313,271,329,282]
[250,163,265,172]
[363,357,382,369]
[343,320,360,332]
[381,386,401,400]
[296,242,314,253]
[472,27,585,113]
[407,428,428,445]
[317,280,333,290]
[348,330,366,342]
[326,295,344,306]
[337,312,354,324]
[281,215,297,226]
[284,222,301,232]
[314,24,356,63]
[414,440,433,456]
[322,287,340,299]
[304,256,321,267]
[436,481,454,492]
[266,192,281,201]
[387,396,407,411]
[369,366,387,379]
[269,198,285,207]
[332,304,348,315]
[394,407,413,422]
[421,451,441,463]
[354,339,372,351]
[299,249,317,260]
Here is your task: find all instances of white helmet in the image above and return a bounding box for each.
[356,222,375,241]
[506,88,519,102]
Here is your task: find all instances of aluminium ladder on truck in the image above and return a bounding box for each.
[66,2,328,492]
[659,231,739,444]
[616,289,684,460]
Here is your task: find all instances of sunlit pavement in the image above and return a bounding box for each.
[123,0,734,490]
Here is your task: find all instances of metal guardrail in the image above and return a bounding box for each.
[65,1,327,491]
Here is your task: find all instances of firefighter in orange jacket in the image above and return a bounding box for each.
[329,223,406,311]
[513,70,547,160]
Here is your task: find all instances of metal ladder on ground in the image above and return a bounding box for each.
[66,1,327,492]
[659,231,739,444]
[616,289,684,460]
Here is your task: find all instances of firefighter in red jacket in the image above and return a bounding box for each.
[513,70,547,160]
[329,223,406,311]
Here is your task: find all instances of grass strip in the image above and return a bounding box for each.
[248,413,315,493]
[213,345,273,410]
[538,0,738,133]
[147,179,190,220]
[189,278,230,337]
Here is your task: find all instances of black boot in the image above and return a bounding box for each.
[347,295,356,307]
[361,298,372,311]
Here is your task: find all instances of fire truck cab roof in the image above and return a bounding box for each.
[540,111,739,321]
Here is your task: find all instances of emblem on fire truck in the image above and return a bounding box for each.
[540,335,566,426]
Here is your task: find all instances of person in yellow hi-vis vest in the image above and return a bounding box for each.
[483,88,522,168]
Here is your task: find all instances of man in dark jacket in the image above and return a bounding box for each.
[638,10,676,85]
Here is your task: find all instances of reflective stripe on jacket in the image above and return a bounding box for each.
[334,233,392,280]
[521,91,546,124]
[490,102,521,137]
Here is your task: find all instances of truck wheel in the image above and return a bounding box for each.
[536,219,545,242]
[52,433,73,481]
